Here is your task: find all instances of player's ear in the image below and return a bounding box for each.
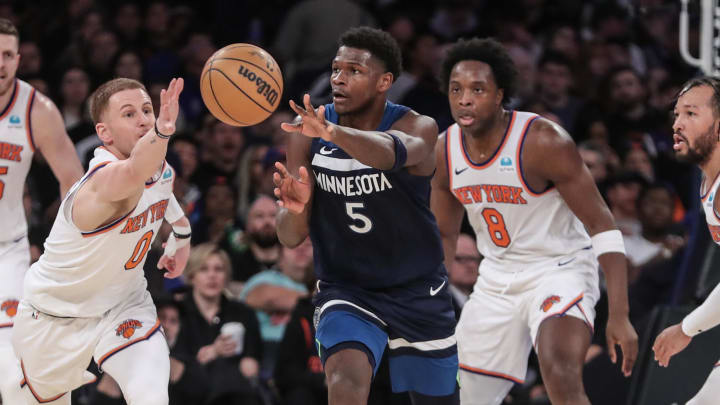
[377,72,393,93]
[96,123,112,144]
[496,88,504,107]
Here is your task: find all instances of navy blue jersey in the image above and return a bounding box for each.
[308,101,444,288]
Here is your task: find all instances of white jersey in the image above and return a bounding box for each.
[0,79,38,242]
[445,111,591,270]
[23,147,184,317]
[701,174,720,245]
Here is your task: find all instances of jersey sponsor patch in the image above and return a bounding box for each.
[1,299,18,317]
[116,319,143,339]
[540,295,561,312]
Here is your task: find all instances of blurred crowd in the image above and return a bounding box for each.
[3,0,713,404]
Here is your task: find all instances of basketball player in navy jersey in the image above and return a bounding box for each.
[432,38,638,405]
[274,27,459,405]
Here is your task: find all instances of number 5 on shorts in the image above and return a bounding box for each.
[125,230,154,270]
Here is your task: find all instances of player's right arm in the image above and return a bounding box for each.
[431,133,465,271]
[88,78,183,203]
[275,127,314,248]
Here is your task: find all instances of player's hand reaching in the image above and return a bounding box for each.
[606,315,639,377]
[652,323,691,367]
[280,94,335,141]
[273,162,311,214]
[155,77,184,136]
[157,241,189,279]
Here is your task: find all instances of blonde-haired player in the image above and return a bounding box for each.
[12,77,188,405]
[0,18,83,405]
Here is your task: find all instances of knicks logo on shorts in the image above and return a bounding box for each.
[540,295,561,312]
[1,299,18,317]
[116,319,143,339]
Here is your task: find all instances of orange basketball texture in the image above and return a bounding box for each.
[200,44,283,126]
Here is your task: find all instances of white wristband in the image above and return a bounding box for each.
[172,225,192,237]
[164,232,190,257]
[591,230,626,257]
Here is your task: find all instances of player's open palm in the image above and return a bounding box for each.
[652,323,691,367]
[606,315,638,377]
[155,77,184,136]
[281,93,334,141]
[273,162,311,214]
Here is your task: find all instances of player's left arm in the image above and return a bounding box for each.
[281,94,438,175]
[157,193,190,278]
[30,91,84,196]
[524,117,638,376]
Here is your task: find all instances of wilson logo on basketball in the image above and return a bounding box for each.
[116,319,143,339]
[540,295,561,312]
[1,299,18,317]
[237,64,279,106]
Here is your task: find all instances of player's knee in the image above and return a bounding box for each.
[327,367,369,397]
[540,360,582,393]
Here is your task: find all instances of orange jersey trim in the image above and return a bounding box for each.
[544,293,584,320]
[20,360,67,403]
[459,363,524,384]
[701,171,720,202]
[25,88,36,152]
[460,111,516,170]
[0,80,18,122]
[515,115,554,197]
[97,319,161,370]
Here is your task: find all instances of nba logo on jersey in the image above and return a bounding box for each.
[116,319,143,339]
[499,156,514,172]
[710,192,715,202]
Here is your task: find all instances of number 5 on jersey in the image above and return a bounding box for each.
[482,208,510,247]
[346,202,372,234]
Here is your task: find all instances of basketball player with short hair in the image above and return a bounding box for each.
[0,18,83,405]
[653,76,720,404]
[274,27,458,405]
[12,77,188,405]
[432,38,638,405]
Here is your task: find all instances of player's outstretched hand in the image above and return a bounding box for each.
[280,94,334,141]
[157,242,189,279]
[273,162,311,214]
[606,315,638,377]
[652,323,691,368]
[155,77,184,136]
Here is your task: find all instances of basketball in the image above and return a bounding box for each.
[200,43,283,127]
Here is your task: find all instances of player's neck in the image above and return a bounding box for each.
[0,77,16,108]
[700,146,720,185]
[337,97,386,131]
[463,109,510,153]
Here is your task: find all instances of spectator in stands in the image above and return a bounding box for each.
[236,144,272,221]
[170,135,201,213]
[174,243,263,405]
[58,66,91,136]
[448,233,480,318]
[18,40,43,78]
[192,120,246,191]
[536,50,583,133]
[274,295,327,405]
[240,237,312,378]
[113,49,144,82]
[222,195,280,292]
[192,179,241,245]
[623,145,655,183]
[604,171,647,237]
[112,3,143,49]
[579,141,610,184]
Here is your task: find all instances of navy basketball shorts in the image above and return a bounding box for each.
[313,271,458,396]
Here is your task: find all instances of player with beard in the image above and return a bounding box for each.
[431,38,637,405]
[654,76,720,404]
[0,18,83,404]
[274,27,459,405]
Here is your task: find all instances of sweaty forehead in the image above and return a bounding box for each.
[109,88,151,109]
[334,46,377,67]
